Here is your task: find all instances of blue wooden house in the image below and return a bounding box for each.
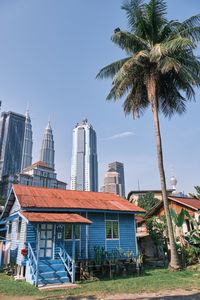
[0,184,145,286]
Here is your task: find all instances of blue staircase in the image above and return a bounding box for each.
[38,259,69,286]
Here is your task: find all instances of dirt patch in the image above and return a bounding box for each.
[0,289,200,300]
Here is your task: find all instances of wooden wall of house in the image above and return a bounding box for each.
[6,200,20,263]
[119,214,137,256]
[23,223,37,266]
[54,211,137,260]
[157,200,194,216]
[16,218,27,266]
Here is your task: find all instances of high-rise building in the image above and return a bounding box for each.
[70,118,98,191]
[1,161,66,195]
[0,111,25,179]
[40,121,55,169]
[21,109,33,170]
[101,168,122,197]
[108,161,125,197]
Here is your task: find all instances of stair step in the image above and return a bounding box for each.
[39,259,63,266]
[38,271,67,279]
[39,264,65,273]
[38,277,69,285]
[39,259,66,272]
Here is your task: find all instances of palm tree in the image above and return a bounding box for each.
[96,0,200,269]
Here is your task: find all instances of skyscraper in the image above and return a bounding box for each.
[108,161,125,197]
[0,111,25,179]
[40,121,55,169]
[70,118,98,191]
[101,168,122,197]
[21,109,33,170]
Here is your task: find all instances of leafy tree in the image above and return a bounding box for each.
[189,186,200,200]
[0,196,6,207]
[137,192,160,212]
[146,215,168,258]
[96,0,200,269]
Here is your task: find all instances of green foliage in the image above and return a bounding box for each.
[170,208,185,227]
[1,268,200,297]
[146,215,167,246]
[189,186,200,200]
[0,196,6,206]
[97,0,200,119]
[93,246,106,265]
[182,244,200,265]
[184,214,200,245]
[137,192,160,212]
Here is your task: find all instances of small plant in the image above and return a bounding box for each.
[93,245,106,265]
[137,251,143,265]
[129,251,136,263]
[183,244,200,266]
[94,245,101,265]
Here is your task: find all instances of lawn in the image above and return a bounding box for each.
[0,267,200,298]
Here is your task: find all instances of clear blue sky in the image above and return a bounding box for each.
[0,0,199,195]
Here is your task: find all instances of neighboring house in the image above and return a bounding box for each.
[0,185,145,286]
[135,216,158,258]
[127,189,174,204]
[1,161,66,196]
[146,196,200,234]
[136,196,200,258]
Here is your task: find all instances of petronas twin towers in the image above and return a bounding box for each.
[39,121,55,169]
[22,110,55,171]
[22,112,98,192]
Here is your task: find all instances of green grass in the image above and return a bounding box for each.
[0,267,200,298]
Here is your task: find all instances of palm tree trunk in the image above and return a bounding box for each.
[146,73,181,270]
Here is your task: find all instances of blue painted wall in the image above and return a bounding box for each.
[19,211,137,263]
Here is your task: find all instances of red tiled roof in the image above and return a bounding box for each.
[22,161,53,171]
[135,216,145,223]
[13,185,145,213]
[20,211,92,224]
[168,197,200,210]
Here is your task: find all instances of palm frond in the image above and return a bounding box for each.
[111,31,148,54]
[167,14,200,42]
[121,0,144,32]
[96,58,130,79]
[178,26,200,43]
[159,56,181,73]
[145,0,167,43]
[162,37,195,53]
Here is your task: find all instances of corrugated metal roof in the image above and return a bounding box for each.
[20,211,92,223]
[13,185,145,213]
[168,197,200,210]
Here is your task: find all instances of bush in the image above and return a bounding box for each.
[183,244,200,265]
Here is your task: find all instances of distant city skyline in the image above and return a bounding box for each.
[70,118,98,192]
[21,108,33,170]
[0,0,199,195]
[40,121,55,170]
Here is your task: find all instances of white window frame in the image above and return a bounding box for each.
[105,220,119,240]
[64,224,80,241]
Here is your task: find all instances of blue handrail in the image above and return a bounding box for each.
[59,243,74,283]
[27,243,37,286]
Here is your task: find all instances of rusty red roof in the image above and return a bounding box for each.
[135,216,145,223]
[13,185,145,213]
[168,196,200,210]
[20,211,92,224]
